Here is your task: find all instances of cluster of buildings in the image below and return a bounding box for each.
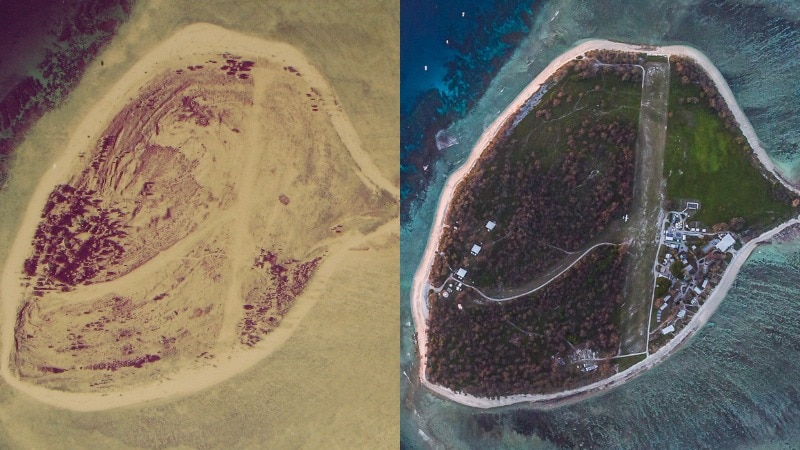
[451,220,496,282]
[652,203,739,340]
[569,348,599,372]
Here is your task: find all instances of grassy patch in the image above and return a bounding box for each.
[615,353,646,372]
[664,73,794,229]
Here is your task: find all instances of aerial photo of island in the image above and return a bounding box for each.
[0,0,398,448]
[402,1,800,448]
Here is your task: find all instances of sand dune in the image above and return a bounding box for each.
[0,23,397,411]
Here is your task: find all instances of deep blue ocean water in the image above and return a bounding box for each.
[399,0,534,207]
[401,1,800,448]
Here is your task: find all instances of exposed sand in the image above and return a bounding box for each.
[1,23,397,411]
[411,39,800,409]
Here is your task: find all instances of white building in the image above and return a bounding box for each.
[485,221,496,231]
[677,309,687,319]
[470,244,482,256]
[456,268,467,279]
[661,325,675,335]
[716,234,736,252]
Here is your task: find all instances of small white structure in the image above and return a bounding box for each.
[716,234,736,252]
[677,309,687,319]
[485,220,496,231]
[455,268,467,279]
[702,279,709,289]
[661,325,676,335]
[659,302,668,311]
[687,202,699,209]
[470,244,482,256]
[664,295,671,304]
[693,286,703,295]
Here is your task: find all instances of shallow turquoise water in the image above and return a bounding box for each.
[401,1,800,447]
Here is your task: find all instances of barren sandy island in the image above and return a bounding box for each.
[412,39,800,409]
[0,23,396,411]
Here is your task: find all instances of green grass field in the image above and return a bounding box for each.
[664,77,794,228]
[615,353,646,372]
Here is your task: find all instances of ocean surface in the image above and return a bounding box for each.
[400,0,800,448]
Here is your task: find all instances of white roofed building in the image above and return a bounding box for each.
[716,234,736,252]
[486,221,496,231]
[470,244,482,255]
[456,268,467,279]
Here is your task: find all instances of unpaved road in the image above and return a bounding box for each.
[618,61,671,355]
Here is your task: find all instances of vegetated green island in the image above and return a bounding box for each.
[424,49,800,398]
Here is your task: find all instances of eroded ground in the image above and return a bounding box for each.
[10,52,386,392]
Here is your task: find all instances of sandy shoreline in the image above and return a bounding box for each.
[411,39,800,409]
[0,23,397,411]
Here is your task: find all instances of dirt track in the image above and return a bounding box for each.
[618,61,671,354]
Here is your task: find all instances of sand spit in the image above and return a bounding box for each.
[411,39,800,409]
[0,23,396,411]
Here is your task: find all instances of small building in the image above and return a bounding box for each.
[485,221,496,231]
[677,309,687,319]
[702,279,709,289]
[663,295,671,304]
[687,202,700,209]
[716,234,736,252]
[684,264,693,274]
[693,285,703,295]
[702,238,720,254]
[661,325,676,335]
[455,268,467,279]
[659,302,668,311]
[470,244,482,256]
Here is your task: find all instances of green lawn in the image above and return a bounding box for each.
[615,353,646,372]
[664,78,794,228]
